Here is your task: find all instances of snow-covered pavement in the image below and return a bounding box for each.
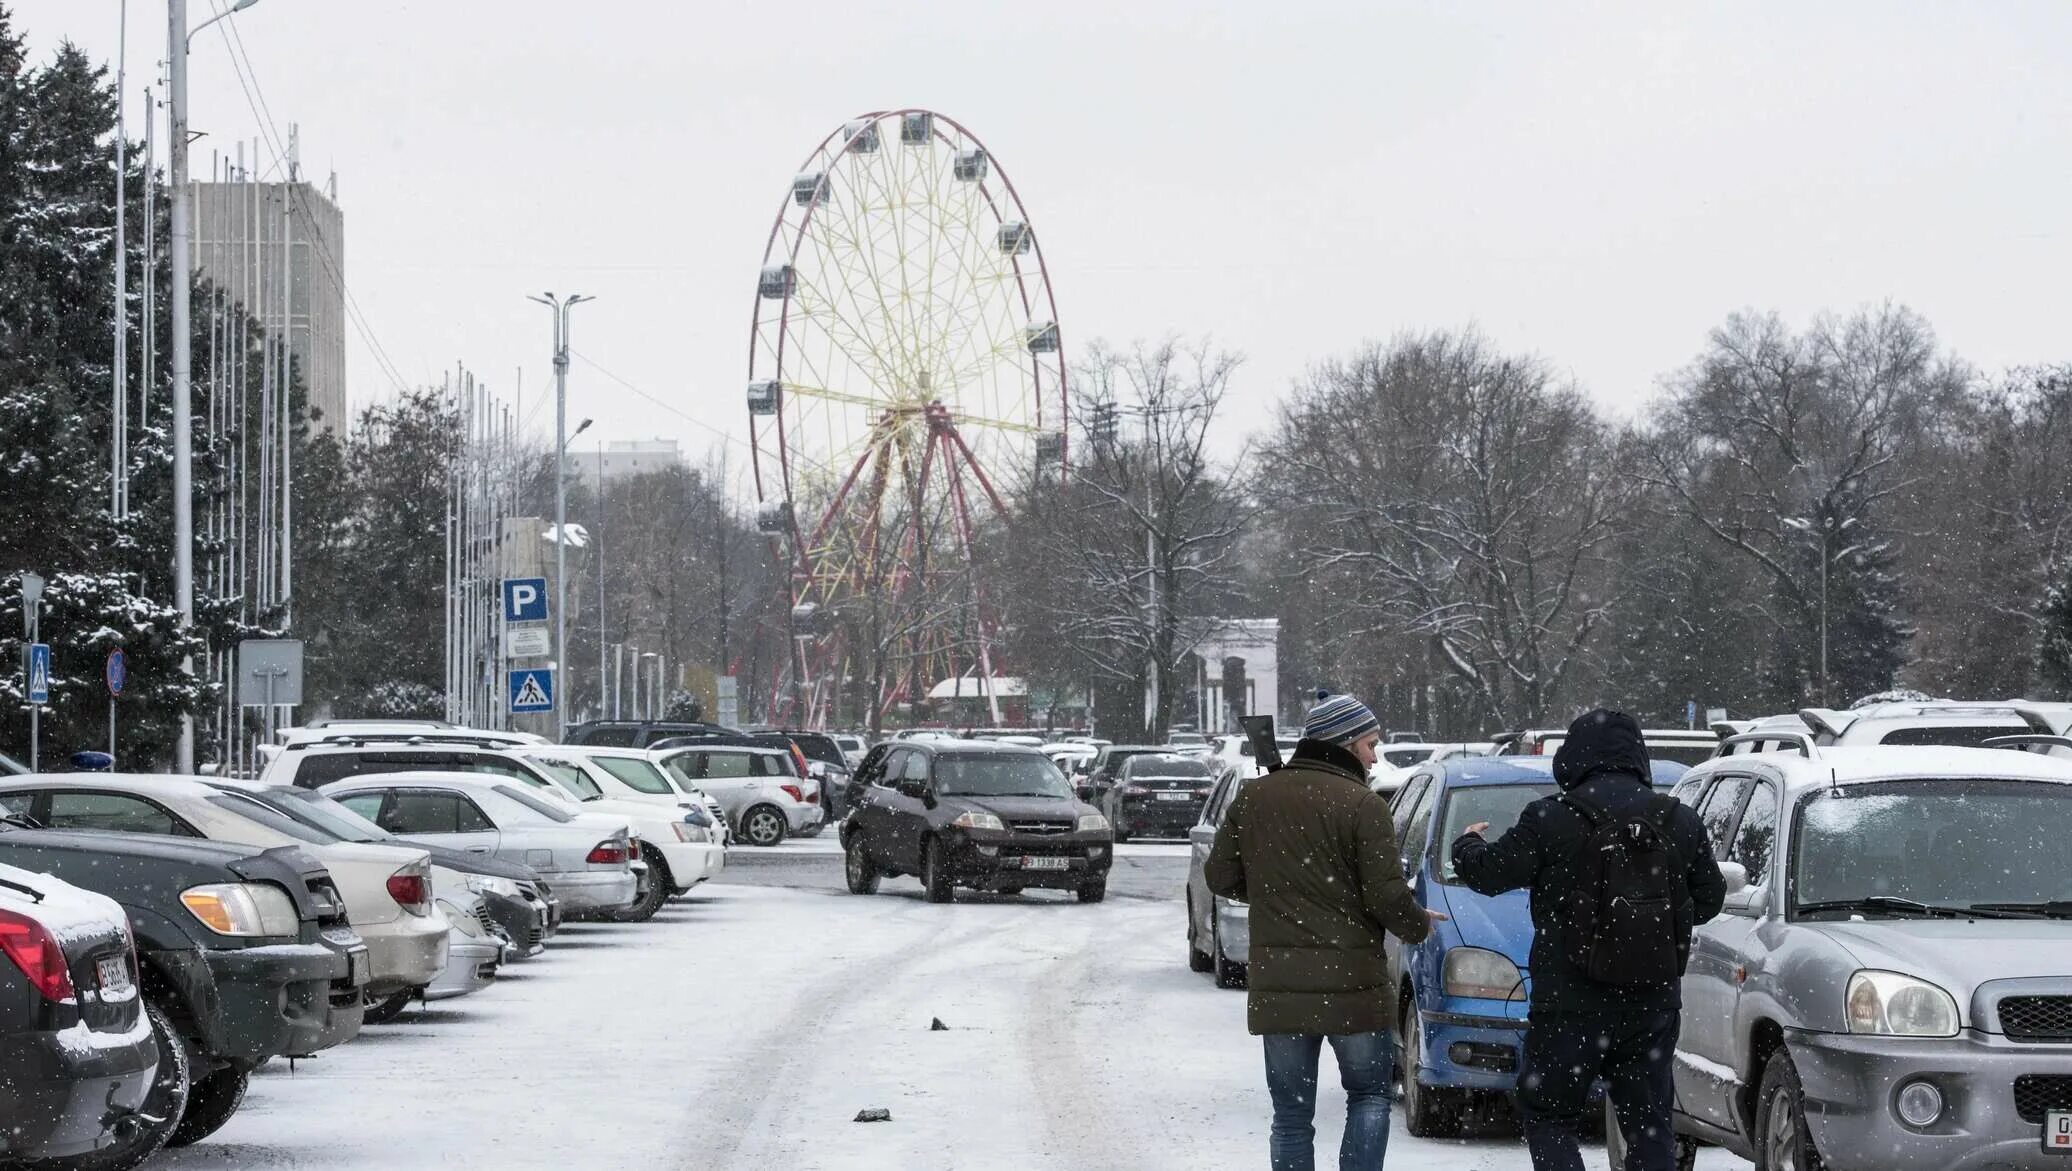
[162,843,1745,1170]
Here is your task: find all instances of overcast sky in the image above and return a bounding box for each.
[15,1,2072,492]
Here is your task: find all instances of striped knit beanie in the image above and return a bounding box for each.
[1303,689,1380,747]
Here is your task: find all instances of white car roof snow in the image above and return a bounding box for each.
[1692,745,2072,789]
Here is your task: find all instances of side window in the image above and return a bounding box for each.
[1203,773,1235,826]
[701,753,752,779]
[1671,777,1710,809]
[335,792,386,823]
[453,795,496,833]
[875,750,909,788]
[0,792,35,819]
[755,753,795,778]
[902,752,931,783]
[1400,785,1438,868]
[386,791,464,834]
[1697,775,1753,852]
[293,753,373,787]
[1728,780,1779,887]
[583,726,640,747]
[1392,774,1432,837]
[46,792,192,836]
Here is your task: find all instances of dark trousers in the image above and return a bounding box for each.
[1518,1009,1678,1171]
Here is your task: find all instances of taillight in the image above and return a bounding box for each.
[586,841,628,865]
[780,784,806,803]
[627,839,642,860]
[0,907,77,1002]
[386,872,430,914]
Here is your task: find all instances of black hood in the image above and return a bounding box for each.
[1289,737,1366,780]
[1551,709,1652,791]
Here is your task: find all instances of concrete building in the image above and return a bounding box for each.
[585,439,687,484]
[1187,619,1281,733]
[194,166,349,432]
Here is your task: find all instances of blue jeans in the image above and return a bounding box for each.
[1261,1031,1394,1171]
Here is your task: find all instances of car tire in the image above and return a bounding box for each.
[843,833,881,895]
[46,997,191,1170]
[741,804,788,848]
[612,852,669,922]
[165,1063,247,1148]
[922,837,955,903]
[1076,879,1108,904]
[1187,894,1214,973]
[1754,1048,1827,1171]
[1210,908,1244,988]
[362,989,417,1025]
[1400,1001,1463,1138]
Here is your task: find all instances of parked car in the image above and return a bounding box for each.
[656,744,821,847]
[0,861,160,1166]
[833,734,868,769]
[1717,698,2072,756]
[204,780,560,959]
[0,775,452,1009]
[0,820,367,1158]
[1489,726,1722,767]
[1207,732,1303,778]
[738,728,856,820]
[1077,744,1175,804]
[841,741,1113,902]
[516,748,725,900]
[319,774,639,918]
[1095,753,1214,842]
[564,719,740,747]
[541,748,731,846]
[420,888,504,1009]
[1186,766,1254,988]
[1382,755,1688,1137]
[1604,743,2072,1170]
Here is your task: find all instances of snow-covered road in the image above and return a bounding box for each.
[162,838,1745,1170]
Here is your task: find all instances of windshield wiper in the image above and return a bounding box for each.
[1965,901,2072,919]
[1796,896,2038,920]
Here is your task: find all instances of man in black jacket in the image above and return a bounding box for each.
[1452,710,1726,1171]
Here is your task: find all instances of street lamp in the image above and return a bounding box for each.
[528,292,594,740]
[169,0,264,772]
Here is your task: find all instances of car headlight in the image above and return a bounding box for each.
[951,811,1004,831]
[464,875,521,899]
[180,883,301,937]
[1077,813,1110,833]
[680,804,713,828]
[1443,947,1525,1001]
[1846,970,1959,1037]
[437,899,484,938]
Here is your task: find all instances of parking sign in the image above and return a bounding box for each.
[502,578,549,624]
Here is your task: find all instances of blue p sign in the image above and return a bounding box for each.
[502,577,549,623]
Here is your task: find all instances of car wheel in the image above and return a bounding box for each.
[843,833,881,895]
[1755,1049,1827,1171]
[362,989,417,1025]
[165,1063,247,1148]
[741,804,788,847]
[1210,908,1244,988]
[1076,879,1108,904]
[1187,893,1214,973]
[1400,1001,1462,1137]
[922,837,955,903]
[51,997,191,1170]
[612,852,669,922]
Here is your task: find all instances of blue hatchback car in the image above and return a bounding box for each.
[1384,754,1688,1136]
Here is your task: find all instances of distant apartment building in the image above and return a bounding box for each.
[193,162,349,432]
[585,439,686,484]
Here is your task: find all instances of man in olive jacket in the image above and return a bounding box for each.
[1205,691,1442,1171]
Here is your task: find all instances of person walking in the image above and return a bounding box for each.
[1205,690,1444,1171]
[1451,709,1726,1171]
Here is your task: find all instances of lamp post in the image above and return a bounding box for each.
[169,0,262,772]
[528,292,592,740]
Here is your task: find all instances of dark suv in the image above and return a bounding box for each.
[841,742,1113,903]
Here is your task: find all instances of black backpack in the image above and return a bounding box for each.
[1555,790,1689,985]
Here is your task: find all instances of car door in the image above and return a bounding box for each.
[690,751,757,822]
[372,788,504,856]
[881,750,935,872]
[1675,773,1757,1132]
[849,748,907,865]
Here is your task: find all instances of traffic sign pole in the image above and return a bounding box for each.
[106,649,127,764]
[21,575,43,772]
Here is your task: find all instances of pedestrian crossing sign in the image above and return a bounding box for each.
[26,643,50,704]
[508,667,554,714]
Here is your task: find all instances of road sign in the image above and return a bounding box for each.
[1686,699,1699,729]
[505,626,551,658]
[105,649,126,697]
[236,639,305,707]
[503,578,549,624]
[509,668,555,714]
[25,643,50,704]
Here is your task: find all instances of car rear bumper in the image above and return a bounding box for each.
[785,803,825,833]
[549,869,638,913]
[1793,1029,2072,1171]
[423,936,502,1002]
[359,914,451,996]
[0,1014,157,1159]
[1115,794,1208,836]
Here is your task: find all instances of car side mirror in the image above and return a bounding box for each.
[1075,784,1095,803]
[1719,860,1749,895]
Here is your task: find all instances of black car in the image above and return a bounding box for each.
[840,742,1113,903]
[564,720,738,747]
[0,861,159,1166]
[748,728,856,818]
[1099,752,1215,842]
[0,821,367,1161]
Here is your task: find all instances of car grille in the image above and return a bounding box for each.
[2000,996,2072,1042]
[1007,819,1074,835]
[2014,1075,2072,1123]
[473,904,499,938]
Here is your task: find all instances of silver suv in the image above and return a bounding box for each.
[1717,699,2072,756]
[1614,740,2072,1170]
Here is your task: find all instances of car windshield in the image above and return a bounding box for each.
[934,755,1073,799]
[1792,780,2072,916]
[269,788,393,843]
[493,784,575,823]
[208,793,336,844]
[1437,784,1558,883]
[1872,725,2025,748]
[527,758,606,800]
[580,756,673,795]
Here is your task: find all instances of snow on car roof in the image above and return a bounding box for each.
[0,772,223,799]
[1714,745,2072,786]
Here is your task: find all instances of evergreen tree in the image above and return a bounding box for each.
[2039,561,2072,698]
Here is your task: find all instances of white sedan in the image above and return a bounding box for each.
[517,748,726,897]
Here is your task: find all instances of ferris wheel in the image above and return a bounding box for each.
[747,109,1068,726]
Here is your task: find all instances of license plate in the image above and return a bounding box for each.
[1021,856,1069,870]
[96,955,132,996]
[1156,791,1193,802]
[347,947,370,987]
[2048,1111,2072,1153]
